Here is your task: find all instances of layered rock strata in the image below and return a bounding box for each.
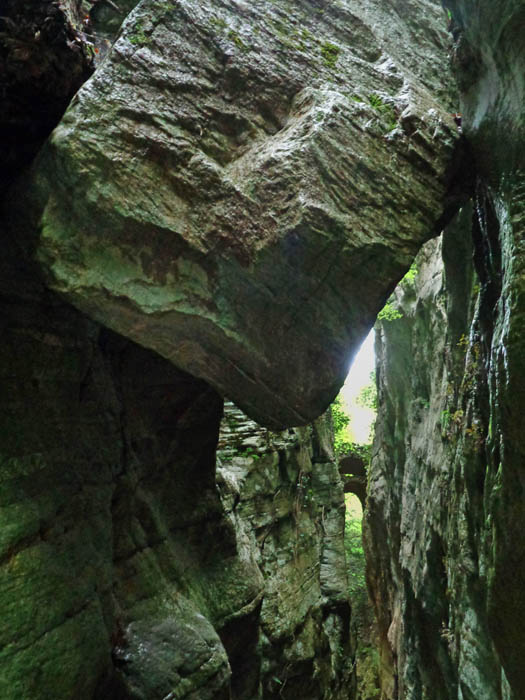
[365,1,525,697]
[0,233,243,698]
[0,1,479,698]
[217,402,353,699]
[366,211,524,699]
[0,243,352,700]
[13,0,462,427]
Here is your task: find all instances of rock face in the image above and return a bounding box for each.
[13,0,461,427]
[0,232,240,698]
[217,402,353,699]
[365,2,525,698]
[0,223,352,699]
[5,0,514,698]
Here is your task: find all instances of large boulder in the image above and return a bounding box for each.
[15,0,461,427]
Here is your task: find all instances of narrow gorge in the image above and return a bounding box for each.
[0,0,523,698]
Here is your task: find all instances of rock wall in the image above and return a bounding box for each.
[0,227,243,698]
[0,213,351,698]
[217,403,353,699]
[3,0,513,698]
[365,2,525,699]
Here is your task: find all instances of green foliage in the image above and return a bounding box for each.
[346,441,372,463]
[345,510,366,595]
[401,262,418,287]
[331,374,376,457]
[210,16,227,30]
[321,41,341,68]
[345,502,381,699]
[332,402,366,457]
[356,371,377,411]
[238,447,260,460]
[129,22,150,46]
[332,394,350,434]
[368,93,386,111]
[441,408,451,433]
[377,301,403,321]
[331,395,352,455]
[376,263,418,324]
[368,93,397,131]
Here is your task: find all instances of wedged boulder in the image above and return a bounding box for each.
[15,0,462,427]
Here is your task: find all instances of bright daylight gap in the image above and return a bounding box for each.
[340,329,375,445]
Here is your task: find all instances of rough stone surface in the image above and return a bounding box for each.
[365,209,525,699]
[8,1,524,699]
[217,402,354,699]
[0,230,244,698]
[14,0,462,428]
[0,189,352,699]
[364,2,525,698]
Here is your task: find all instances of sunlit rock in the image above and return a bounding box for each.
[17,0,461,427]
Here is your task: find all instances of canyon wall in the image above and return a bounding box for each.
[365,2,525,697]
[4,0,517,698]
[217,403,353,699]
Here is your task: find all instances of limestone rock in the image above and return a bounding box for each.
[364,3,525,698]
[0,208,351,698]
[366,202,525,698]
[16,0,461,428]
[217,402,354,699]
[0,226,260,698]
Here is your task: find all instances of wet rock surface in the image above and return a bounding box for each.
[13,0,461,428]
[0,230,244,698]
[366,188,525,699]
[4,1,512,698]
[217,402,353,699]
[365,2,525,698]
[0,246,352,700]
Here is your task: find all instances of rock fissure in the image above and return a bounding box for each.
[2,0,523,698]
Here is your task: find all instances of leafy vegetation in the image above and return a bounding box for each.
[320,41,341,68]
[227,29,249,51]
[333,377,380,698]
[129,22,150,46]
[377,302,403,321]
[401,262,418,286]
[376,262,418,322]
[357,372,377,412]
[345,501,366,595]
[368,93,397,132]
[332,395,354,455]
[345,498,381,699]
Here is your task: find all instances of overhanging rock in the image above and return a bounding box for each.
[17,0,461,427]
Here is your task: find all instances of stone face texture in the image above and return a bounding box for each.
[0,224,353,700]
[16,0,461,427]
[216,402,354,699]
[0,225,255,698]
[366,202,525,696]
[364,2,525,698]
[365,228,491,700]
[1,164,352,698]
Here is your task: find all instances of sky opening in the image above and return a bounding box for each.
[340,329,375,444]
